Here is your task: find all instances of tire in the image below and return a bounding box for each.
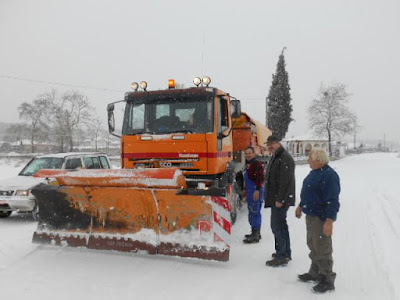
[0,211,12,218]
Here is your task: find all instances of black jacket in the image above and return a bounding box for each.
[264,146,296,207]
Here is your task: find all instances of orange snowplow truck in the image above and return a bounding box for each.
[31,78,270,262]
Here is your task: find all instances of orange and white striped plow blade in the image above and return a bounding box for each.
[32,168,231,261]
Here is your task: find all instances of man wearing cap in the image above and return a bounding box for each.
[264,135,295,267]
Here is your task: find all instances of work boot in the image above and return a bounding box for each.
[298,273,320,283]
[312,280,335,293]
[243,229,261,244]
[244,229,262,239]
[271,253,291,261]
[265,257,289,267]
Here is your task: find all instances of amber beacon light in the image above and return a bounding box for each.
[168,79,176,89]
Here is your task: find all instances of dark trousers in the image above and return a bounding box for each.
[270,206,291,259]
[306,215,336,284]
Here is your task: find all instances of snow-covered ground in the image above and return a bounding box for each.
[1,153,399,300]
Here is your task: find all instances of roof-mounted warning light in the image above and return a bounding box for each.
[168,79,176,89]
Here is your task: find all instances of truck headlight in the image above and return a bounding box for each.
[15,190,30,197]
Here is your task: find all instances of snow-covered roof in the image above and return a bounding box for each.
[35,152,107,159]
[284,135,329,142]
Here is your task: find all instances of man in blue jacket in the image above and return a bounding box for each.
[296,149,341,293]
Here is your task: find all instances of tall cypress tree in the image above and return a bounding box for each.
[266,48,293,140]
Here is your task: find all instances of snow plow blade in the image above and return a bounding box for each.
[31,169,231,262]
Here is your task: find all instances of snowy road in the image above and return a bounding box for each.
[1,153,399,300]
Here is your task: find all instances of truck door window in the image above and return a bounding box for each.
[125,103,145,133]
[219,98,229,131]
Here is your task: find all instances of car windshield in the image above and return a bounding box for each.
[122,96,214,135]
[19,157,64,176]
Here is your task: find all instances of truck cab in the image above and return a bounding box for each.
[109,81,241,186]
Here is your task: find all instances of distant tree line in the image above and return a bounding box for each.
[4,89,107,153]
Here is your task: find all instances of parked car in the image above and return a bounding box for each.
[0,152,111,220]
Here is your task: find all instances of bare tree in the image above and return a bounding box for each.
[27,89,67,152]
[4,123,30,143]
[19,89,95,152]
[55,90,93,151]
[308,82,356,156]
[86,114,104,151]
[351,116,362,149]
[18,98,51,153]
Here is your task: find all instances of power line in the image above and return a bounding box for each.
[0,74,125,93]
[1,74,268,99]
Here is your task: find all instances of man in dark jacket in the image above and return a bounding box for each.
[242,147,265,243]
[264,135,295,267]
[296,149,340,293]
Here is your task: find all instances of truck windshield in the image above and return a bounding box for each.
[123,97,214,135]
[19,157,64,176]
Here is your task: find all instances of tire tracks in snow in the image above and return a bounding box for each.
[0,244,43,273]
[366,184,398,299]
[377,192,400,239]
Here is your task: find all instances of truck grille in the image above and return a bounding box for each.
[0,190,14,196]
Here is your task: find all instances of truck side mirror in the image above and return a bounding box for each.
[107,104,115,133]
[230,100,241,118]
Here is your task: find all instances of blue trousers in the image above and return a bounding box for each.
[270,206,291,259]
[244,171,264,230]
[247,192,263,230]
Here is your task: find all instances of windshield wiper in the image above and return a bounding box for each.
[169,129,193,134]
[132,130,155,135]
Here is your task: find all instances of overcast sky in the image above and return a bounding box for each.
[1,0,399,144]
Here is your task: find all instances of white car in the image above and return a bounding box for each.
[0,152,111,220]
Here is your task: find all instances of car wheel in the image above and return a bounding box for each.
[0,211,12,218]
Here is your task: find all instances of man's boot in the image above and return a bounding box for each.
[243,229,261,243]
[265,257,289,267]
[312,276,335,293]
[244,229,262,239]
[298,273,320,282]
